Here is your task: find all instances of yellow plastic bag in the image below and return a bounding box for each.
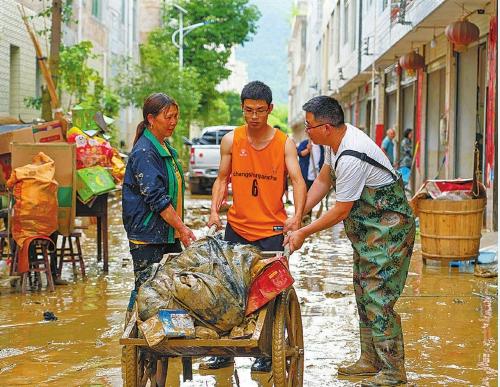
[6,152,59,248]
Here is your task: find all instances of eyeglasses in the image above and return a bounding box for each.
[242,108,269,117]
[304,122,328,131]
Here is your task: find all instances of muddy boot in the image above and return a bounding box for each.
[360,332,407,386]
[199,356,234,370]
[251,357,272,373]
[338,327,381,376]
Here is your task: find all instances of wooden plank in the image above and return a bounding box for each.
[121,312,137,340]
[251,308,267,341]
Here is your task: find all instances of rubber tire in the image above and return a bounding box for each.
[272,288,304,387]
[189,181,203,195]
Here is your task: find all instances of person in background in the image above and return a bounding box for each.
[297,138,325,190]
[285,96,415,386]
[204,81,307,373]
[381,128,396,166]
[122,93,196,292]
[398,129,413,187]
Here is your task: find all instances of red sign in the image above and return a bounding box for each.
[486,16,497,187]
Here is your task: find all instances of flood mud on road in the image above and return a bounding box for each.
[0,194,496,386]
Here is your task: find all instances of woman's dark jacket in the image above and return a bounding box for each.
[122,129,184,244]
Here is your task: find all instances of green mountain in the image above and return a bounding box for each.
[235,0,293,104]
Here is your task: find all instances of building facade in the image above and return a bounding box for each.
[288,0,497,230]
[0,0,141,149]
[0,0,45,122]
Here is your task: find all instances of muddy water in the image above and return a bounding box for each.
[0,194,497,386]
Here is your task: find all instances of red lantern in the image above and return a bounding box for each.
[445,19,480,52]
[398,51,425,76]
[394,62,402,77]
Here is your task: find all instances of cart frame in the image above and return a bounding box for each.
[120,250,304,387]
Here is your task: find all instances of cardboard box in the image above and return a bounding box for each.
[33,120,64,143]
[11,143,76,236]
[0,125,34,154]
[76,166,115,203]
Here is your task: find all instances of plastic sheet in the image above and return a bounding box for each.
[137,237,262,334]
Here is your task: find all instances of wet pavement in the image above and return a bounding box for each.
[0,193,497,386]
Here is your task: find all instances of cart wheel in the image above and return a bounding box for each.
[123,345,139,387]
[272,287,304,387]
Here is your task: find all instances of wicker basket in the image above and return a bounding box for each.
[417,198,486,262]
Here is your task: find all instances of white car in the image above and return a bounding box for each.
[186,125,235,194]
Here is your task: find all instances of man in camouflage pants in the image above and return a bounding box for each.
[285,96,415,386]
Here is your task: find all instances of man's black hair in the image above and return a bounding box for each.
[302,96,344,127]
[273,124,282,130]
[241,81,273,105]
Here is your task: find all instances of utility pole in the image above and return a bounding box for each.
[171,4,212,70]
[173,4,187,70]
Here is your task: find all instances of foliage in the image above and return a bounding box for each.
[268,104,290,133]
[151,0,260,124]
[59,41,99,106]
[29,0,77,36]
[220,91,245,126]
[113,37,202,160]
[168,0,260,92]
[23,96,42,111]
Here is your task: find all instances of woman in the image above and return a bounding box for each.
[398,128,413,186]
[122,93,196,291]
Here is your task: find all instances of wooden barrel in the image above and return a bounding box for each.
[417,198,486,261]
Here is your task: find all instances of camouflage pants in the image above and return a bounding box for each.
[344,179,416,340]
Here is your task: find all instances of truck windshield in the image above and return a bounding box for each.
[197,130,232,145]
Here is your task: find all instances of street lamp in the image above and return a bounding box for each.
[171,4,211,70]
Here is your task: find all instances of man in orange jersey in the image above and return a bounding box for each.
[201,81,307,372]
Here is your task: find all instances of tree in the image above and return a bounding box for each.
[115,0,259,153]
[221,91,245,126]
[161,0,260,122]
[268,104,290,133]
[114,33,202,155]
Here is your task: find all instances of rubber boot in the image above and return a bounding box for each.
[338,327,381,376]
[360,332,407,386]
[199,356,234,370]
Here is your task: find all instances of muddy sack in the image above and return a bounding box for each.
[137,237,262,334]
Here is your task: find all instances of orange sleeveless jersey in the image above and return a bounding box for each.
[227,125,287,241]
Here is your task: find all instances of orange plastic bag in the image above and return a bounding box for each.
[6,152,59,250]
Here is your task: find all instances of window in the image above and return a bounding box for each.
[121,0,126,24]
[334,8,340,64]
[301,22,307,51]
[195,130,232,145]
[91,0,101,19]
[329,13,334,55]
[349,0,356,51]
[382,0,388,10]
[343,2,349,45]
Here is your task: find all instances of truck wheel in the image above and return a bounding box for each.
[189,181,202,195]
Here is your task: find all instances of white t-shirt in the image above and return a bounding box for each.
[307,143,322,180]
[324,124,396,202]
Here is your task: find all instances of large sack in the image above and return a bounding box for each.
[7,152,58,248]
[137,237,262,334]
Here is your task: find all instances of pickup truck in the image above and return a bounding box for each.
[185,125,235,194]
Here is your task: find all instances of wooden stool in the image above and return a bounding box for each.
[12,239,55,293]
[58,232,85,278]
[1,231,17,276]
[0,230,13,261]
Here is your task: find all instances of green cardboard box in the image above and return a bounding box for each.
[76,166,115,204]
